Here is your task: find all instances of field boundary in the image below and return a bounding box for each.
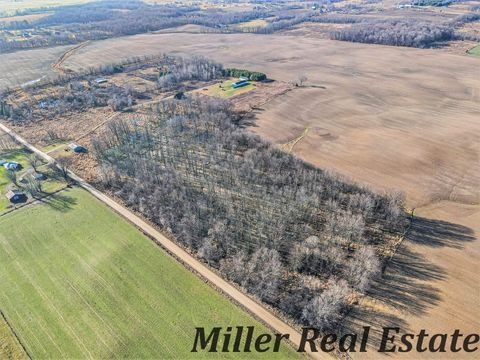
[0,309,31,360]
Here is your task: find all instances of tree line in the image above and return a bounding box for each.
[92,96,406,331]
[241,12,363,34]
[223,68,267,81]
[330,13,480,48]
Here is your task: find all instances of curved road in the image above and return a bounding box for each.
[0,122,328,360]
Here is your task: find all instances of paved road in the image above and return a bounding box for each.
[0,122,327,359]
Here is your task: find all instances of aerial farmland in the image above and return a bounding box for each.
[0,0,479,359]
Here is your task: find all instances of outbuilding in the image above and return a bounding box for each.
[31,171,46,180]
[231,80,249,89]
[94,78,108,84]
[5,189,27,203]
[3,161,21,171]
[69,143,87,153]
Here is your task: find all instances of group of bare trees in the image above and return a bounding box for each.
[156,57,224,90]
[244,12,363,34]
[0,55,224,124]
[330,13,480,48]
[92,96,406,330]
[330,18,455,48]
[1,82,135,124]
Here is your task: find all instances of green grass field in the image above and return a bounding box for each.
[0,188,300,359]
[467,44,480,57]
[198,79,256,99]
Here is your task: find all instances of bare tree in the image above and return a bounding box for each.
[56,157,71,181]
[344,246,381,292]
[301,279,351,331]
[6,170,18,185]
[28,154,41,172]
[220,252,248,285]
[25,177,42,197]
[244,247,283,303]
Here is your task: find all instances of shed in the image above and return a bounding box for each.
[6,189,27,203]
[231,80,249,89]
[3,161,21,171]
[31,171,46,181]
[94,78,108,84]
[68,143,87,153]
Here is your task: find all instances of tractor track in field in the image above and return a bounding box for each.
[51,41,90,74]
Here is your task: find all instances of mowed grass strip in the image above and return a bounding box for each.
[0,188,300,359]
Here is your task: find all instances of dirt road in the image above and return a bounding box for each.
[0,122,326,360]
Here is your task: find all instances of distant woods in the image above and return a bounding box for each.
[0,0,267,53]
[330,14,480,48]
[247,10,480,48]
[1,0,478,53]
[93,96,407,331]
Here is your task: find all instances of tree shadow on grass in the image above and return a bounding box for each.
[340,215,475,352]
[38,193,77,212]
